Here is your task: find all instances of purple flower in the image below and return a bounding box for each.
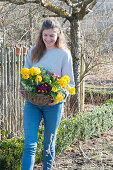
[52,73,61,79]
[55,75,61,79]
[36,83,51,94]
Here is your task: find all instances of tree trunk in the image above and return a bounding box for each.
[70,15,81,114]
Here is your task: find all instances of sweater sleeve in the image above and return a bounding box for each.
[61,50,75,101]
[61,50,75,87]
[24,47,33,69]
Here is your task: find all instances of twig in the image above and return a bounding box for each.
[78,141,101,170]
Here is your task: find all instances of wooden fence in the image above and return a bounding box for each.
[0,46,28,140]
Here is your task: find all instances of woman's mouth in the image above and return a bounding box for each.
[45,41,52,44]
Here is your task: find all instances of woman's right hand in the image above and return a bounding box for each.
[19,87,25,98]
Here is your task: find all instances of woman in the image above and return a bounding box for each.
[22,18,75,170]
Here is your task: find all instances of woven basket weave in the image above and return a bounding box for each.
[20,88,54,106]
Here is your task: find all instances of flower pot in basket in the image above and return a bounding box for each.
[16,47,21,56]
[23,47,28,56]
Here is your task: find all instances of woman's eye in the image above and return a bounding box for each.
[43,34,55,37]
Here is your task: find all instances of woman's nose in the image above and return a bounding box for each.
[46,36,51,41]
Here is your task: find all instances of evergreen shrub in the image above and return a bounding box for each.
[85,89,113,104]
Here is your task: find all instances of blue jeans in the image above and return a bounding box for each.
[22,101,63,170]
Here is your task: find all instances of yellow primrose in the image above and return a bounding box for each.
[62,75,70,83]
[29,67,41,76]
[56,93,63,101]
[35,75,42,82]
[70,87,75,95]
[58,79,67,88]
[55,100,60,104]
[51,87,58,92]
[55,94,63,104]
[22,74,29,79]
[67,86,71,91]
[20,68,29,75]
[55,98,61,104]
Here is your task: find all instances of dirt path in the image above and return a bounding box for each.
[34,127,113,170]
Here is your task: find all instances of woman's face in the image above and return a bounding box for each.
[42,29,58,49]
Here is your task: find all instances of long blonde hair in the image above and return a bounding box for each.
[32,18,68,63]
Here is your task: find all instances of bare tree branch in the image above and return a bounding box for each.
[93,24,113,53]
[73,0,96,8]
[77,0,98,20]
[0,0,71,20]
[84,0,97,6]
[42,14,59,18]
[80,61,113,82]
[59,0,73,7]
[0,2,10,14]
[41,1,71,20]
[4,7,38,27]
[0,0,40,5]
[0,3,17,16]
[86,0,98,13]
[0,0,98,21]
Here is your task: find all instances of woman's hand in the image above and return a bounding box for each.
[48,102,55,106]
[48,98,55,106]
[19,88,25,99]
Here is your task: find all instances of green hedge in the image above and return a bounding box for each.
[85,89,113,104]
[0,99,113,169]
[0,137,24,170]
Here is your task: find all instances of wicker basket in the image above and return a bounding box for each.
[19,88,54,106]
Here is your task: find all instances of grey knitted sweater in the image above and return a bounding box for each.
[24,47,75,88]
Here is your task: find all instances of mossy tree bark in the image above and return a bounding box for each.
[70,13,81,114]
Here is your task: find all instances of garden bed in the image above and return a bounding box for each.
[34,127,113,170]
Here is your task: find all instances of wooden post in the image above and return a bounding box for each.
[17,47,21,135]
[10,48,14,133]
[20,47,24,133]
[4,47,8,137]
[0,47,4,140]
[13,47,17,134]
[7,47,11,135]
[80,45,85,112]
[1,47,5,139]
